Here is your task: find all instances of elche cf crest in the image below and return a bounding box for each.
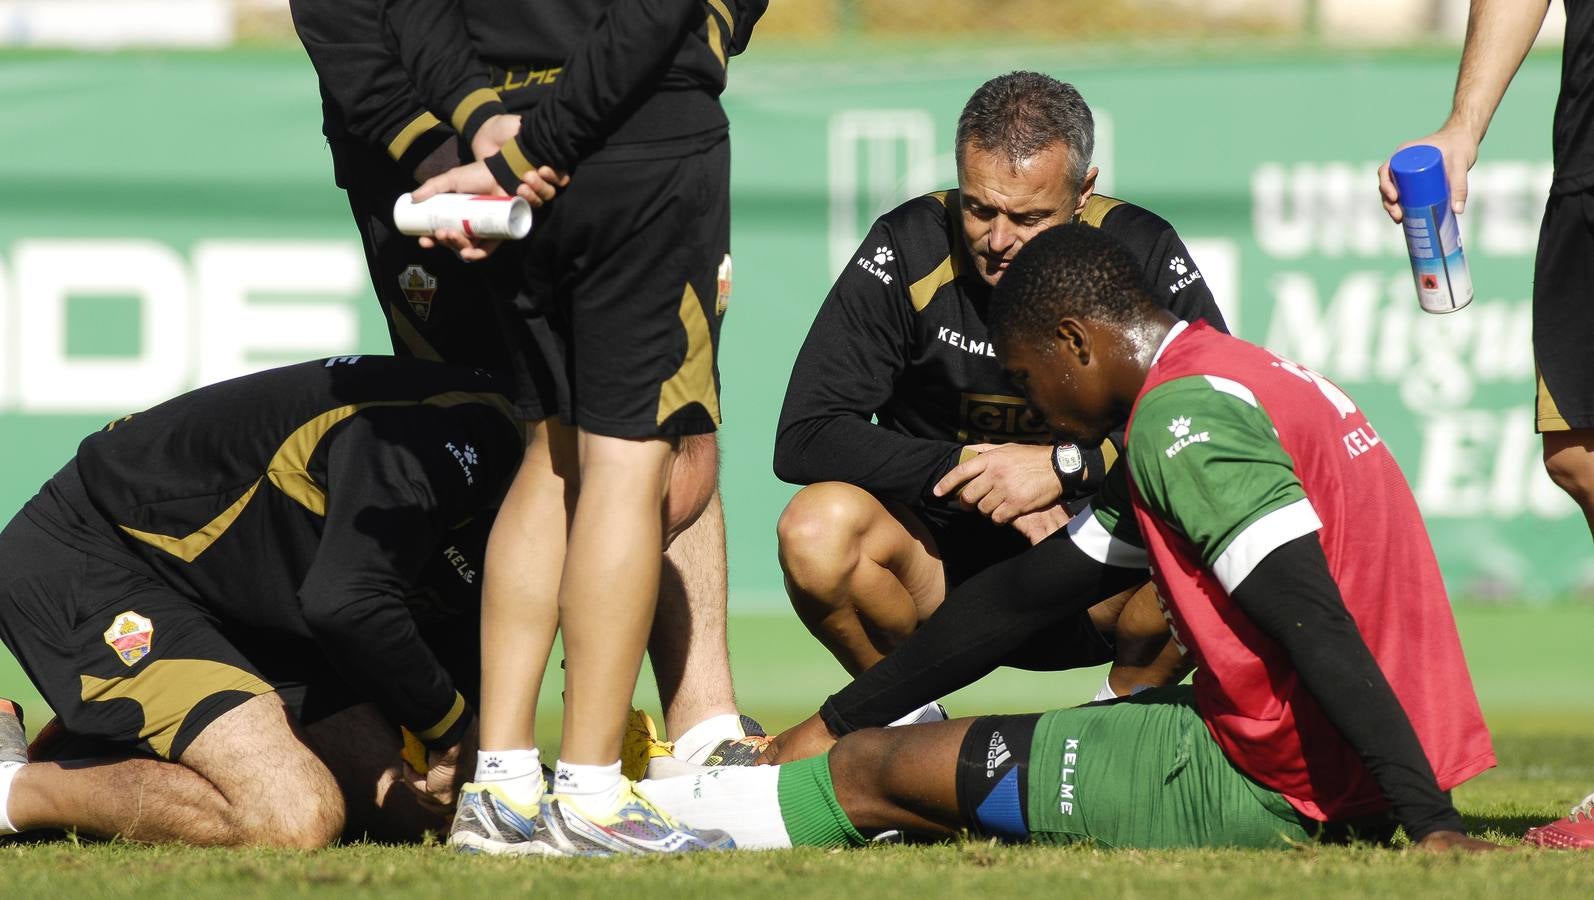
[103,611,154,667]
[399,265,438,321]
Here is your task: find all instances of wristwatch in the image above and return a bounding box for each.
[1052,441,1085,489]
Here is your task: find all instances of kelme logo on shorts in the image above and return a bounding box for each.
[103,611,154,667]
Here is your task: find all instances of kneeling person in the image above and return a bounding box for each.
[644,225,1499,852]
[774,72,1223,717]
[0,357,522,847]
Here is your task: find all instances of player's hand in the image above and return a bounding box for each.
[932,443,1063,524]
[1413,830,1508,853]
[756,713,838,765]
[1009,503,1071,545]
[1378,124,1480,223]
[402,718,477,814]
[512,165,569,208]
[470,113,522,163]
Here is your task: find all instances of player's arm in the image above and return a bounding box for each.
[296,405,519,758]
[817,484,1145,735]
[748,466,1149,765]
[481,0,709,192]
[1128,380,1477,846]
[288,0,453,177]
[1378,0,1550,220]
[377,0,508,154]
[772,224,967,506]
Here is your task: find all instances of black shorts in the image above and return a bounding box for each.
[1534,189,1594,431]
[0,512,280,760]
[503,129,732,438]
[918,506,1113,672]
[335,140,543,421]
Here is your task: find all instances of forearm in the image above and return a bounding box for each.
[1229,536,1463,840]
[774,417,963,505]
[495,0,700,180]
[819,534,1141,734]
[303,588,469,750]
[381,0,505,150]
[1448,0,1551,142]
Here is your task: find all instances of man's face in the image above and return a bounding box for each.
[999,328,1117,447]
[958,143,1089,287]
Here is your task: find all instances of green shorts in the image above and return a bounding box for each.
[956,686,1314,849]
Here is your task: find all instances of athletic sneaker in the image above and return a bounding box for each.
[702,715,771,767]
[0,700,25,765]
[1523,791,1594,849]
[621,708,676,781]
[448,782,549,855]
[531,782,735,856]
[887,702,949,728]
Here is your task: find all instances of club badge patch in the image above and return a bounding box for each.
[398,265,438,322]
[103,611,154,667]
[715,254,732,317]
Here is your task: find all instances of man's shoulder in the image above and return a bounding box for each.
[1086,194,1179,248]
[865,190,968,311]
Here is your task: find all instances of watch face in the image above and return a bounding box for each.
[1055,443,1084,474]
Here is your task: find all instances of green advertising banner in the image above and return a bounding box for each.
[0,45,1579,609]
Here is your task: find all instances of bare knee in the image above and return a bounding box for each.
[825,729,895,824]
[665,434,719,543]
[234,787,345,849]
[1543,432,1594,509]
[777,483,875,601]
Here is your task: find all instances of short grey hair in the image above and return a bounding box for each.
[955,72,1095,190]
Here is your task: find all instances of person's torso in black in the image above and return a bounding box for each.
[1556,0,1594,192]
[775,190,1227,506]
[24,356,520,637]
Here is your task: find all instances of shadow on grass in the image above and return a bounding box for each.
[1463,812,1548,838]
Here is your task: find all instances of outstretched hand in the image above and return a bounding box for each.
[757,712,838,765]
[1377,125,1480,223]
[1413,830,1508,853]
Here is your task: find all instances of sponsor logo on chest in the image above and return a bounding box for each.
[936,326,998,358]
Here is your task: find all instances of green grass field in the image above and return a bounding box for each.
[2,605,1592,897]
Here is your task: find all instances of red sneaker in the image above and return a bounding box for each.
[1524,792,1594,849]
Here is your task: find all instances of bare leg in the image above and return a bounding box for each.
[558,430,675,765]
[7,694,342,847]
[827,719,974,835]
[1544,429,1594,538]
[653,492,737,737]
[303,703,446,843]
[477,419,578,752]
[1098,582,1193,696]
[778,482,948,676]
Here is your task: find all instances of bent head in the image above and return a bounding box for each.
[989,224,1169,446]
[955,72,1099,286]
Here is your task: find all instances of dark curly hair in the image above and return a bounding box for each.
[989,224,1158,346]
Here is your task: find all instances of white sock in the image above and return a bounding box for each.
[0,761,23,835]
[673,713,745,765]
[1093,677,1120,703]
[554,759,624,815]
[887,701,945,727]
[638,766,790,849]
[475,748,544,807]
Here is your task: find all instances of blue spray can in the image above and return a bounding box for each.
[1390,144,1473,314]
